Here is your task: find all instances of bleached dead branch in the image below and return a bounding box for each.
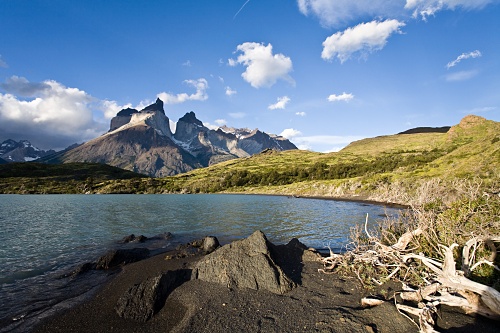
[320,213,500,332]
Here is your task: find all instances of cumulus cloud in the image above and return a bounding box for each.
[280,128,302,139]
[0,75,51,97]
[157,78,208,104]
[230,42,294,88]
[0,76,107,149]
[182,60,192,67]
[297,0,404,27]
[322,20,405,63]
[296,111,307,116]
[328,92,354,102]
[446,50,482,69]
[268,96,291,110]
[405,0,494,20]
[0,55,7,68]
[203,119,227,130]
[225,86,237,96]
[100,100,133,119]
[297,0,495,26]
[445,70,479,82]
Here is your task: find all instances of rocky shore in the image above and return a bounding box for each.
[29,231,498,333]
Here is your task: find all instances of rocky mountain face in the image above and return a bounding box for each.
[0,139,56,162]
[43,98,297,177]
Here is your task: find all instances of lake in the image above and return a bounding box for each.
[0,194,400,332]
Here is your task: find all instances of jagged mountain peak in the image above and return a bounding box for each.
[141,98,164,114]
[178,111,203,127]
[116,108,139,117]
[48,97,297,177]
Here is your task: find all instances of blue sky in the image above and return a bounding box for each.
[0,0,499,151]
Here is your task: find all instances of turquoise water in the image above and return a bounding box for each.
[0,194,399,331]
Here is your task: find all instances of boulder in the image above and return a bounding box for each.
[115,269,191,322]
[192,230,295,294]
[189,236,220,254]
[95,248,150,270]
[121,234,148,243]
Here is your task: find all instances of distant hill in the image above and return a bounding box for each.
[42,98,297,177]
[0,162,144,180]
[0,162,145,194]
[398,126,450,135]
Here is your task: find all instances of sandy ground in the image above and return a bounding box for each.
[30,243,499,333]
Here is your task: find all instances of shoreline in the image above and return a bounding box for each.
[29,233,498,333]
[220,191,409,209]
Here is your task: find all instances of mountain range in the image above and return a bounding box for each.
[0,139,56,163]
[40,98,297,177]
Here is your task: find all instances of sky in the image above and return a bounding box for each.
[0,0,499,152]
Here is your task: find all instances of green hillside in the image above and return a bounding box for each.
[1,115,498,199]
[121,115,494,197]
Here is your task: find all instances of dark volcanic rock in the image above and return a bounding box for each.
[121,234,148,243]
[192,230,296,294]
[95,248,150,270]
[115,269,191,322]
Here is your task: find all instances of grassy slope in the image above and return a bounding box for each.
[1,115,498,197]
[136,115,498,200]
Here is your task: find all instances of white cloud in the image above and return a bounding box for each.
[322,20,405,63]
[268,96,291,110]
[280,128,302,139]
[1,75,51,97]
[446,50,482,69]
[225,86,237,96]
[297,0,495,26]
[230,42,294,88]
[203,122,218,130]
[100,100,133,119]
[0,77,107,149]
[328,92,354,102]
[296,111,307,116]
[229,112,246,119]
[297,0,404,28]
[215,119,227,126]
[203,118,228,130]
[444,70,478,82]
[0,55,7,68]
[405,0,494,20]
[157,78,208,104]
[182,60,192,67]
[292,135,363,152]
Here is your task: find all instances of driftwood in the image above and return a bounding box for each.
[320,214,500,332]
